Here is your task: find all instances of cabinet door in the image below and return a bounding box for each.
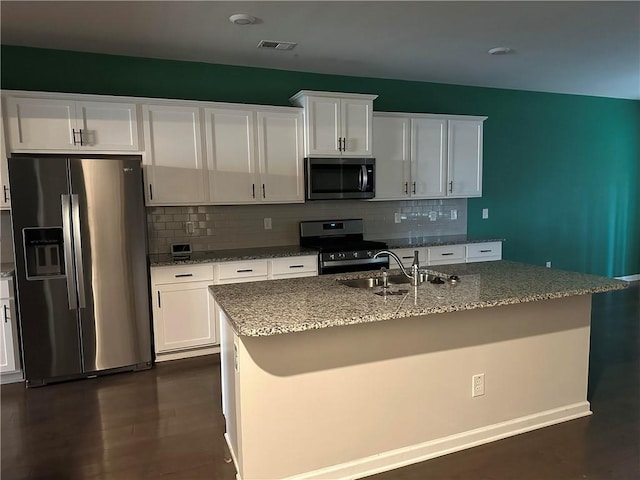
[5,97,76,150]
[76,101,139,151]
[448,119,483,197]
[153,281,217,353]
[143,104,207,204]
[205,108,256,204]
[305,96,341,156]
[0,112,9,210]
[373,116,410,200]
[411,118,447,198]
[341,98,373,156]
[390,248,427,268]
[0,299,16,373]
[256,110,304,203]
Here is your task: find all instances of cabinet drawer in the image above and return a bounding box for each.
[466,242,502,262]
[216,260,269,284]
[152,264,214,285]
[270,255,318,278]
[427,245,465,264]
[390,248,427,268]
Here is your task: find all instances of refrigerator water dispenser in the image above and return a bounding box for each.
[23,228,66,279]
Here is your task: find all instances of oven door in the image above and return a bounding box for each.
[305,158,375,200]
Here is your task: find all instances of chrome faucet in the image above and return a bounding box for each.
[373,250,422,287]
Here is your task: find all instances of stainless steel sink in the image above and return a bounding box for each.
[338,274,412,288]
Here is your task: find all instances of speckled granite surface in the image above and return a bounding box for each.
[149,245,318,266]
[0,263,15,278]
[383,235,504,248]
[211,260,627,337]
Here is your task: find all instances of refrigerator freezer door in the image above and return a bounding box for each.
[69,157,152,373]
[8,156,84,383]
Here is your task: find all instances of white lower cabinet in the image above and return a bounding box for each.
[427,245,466,265]
[390,248,427,268]
[151,264,218,361]
[1,278,22,383]
[150,254,318,361]
[391,242,502,268]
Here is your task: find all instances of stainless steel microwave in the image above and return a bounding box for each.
[305,158,375,200]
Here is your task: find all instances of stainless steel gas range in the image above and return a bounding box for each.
[299,219,389,275]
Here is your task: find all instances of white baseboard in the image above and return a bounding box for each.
[0,370,24,384]
[282,402,592,480]
[615,274,640,282]
[154,345,220,362]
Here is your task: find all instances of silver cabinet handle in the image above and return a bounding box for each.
[337,137,342,152]
[480,249,492,253]
[252,184,256,199]
[2,185,8,203]
[289,265,304,269]
[237,269,253,273]
[412,182,416,194]
[174,273,193,278]
[157,291,161,308]
[149,183,154,200]
[71,194,86,308]
[449,181,453,193]
[3,304,8,323]
[61,195,78,310]
[262,184,266,199]
[441,252,454,256]
[342,137,347,152]
[72,129,80,146]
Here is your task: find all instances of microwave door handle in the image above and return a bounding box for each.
[359,165,368,191]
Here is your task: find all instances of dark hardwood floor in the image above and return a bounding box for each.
[2,283,638,480]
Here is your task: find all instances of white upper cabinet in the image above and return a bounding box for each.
[447,119,483,197]
[5,96,139,152]
[256,109,304,203]
[1,111,10,210]
[374,112,485,200]
[143,104,207,205]
[372,116,411,199]
[290,91,377,157]
[411,117,448,198]
[205,107,256,204]
[205,105,304,204]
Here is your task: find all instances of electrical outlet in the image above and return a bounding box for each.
[394,213,402,224]
[450,209,458,220]
[428,211,438,221]
[546,261,552,268]
[472,373,485,397]
[482,208,489,219]
[264,218,272,230]
[185,221,195,234]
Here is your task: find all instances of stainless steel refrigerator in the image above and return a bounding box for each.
[8,155,152,386]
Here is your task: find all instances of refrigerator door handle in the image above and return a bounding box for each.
[71,194,87,309]
[61,194,78,310]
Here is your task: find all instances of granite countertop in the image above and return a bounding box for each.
[210,260,627,337]
[382,235,504,249]
[0,263,15,278]
[149,245,318,267]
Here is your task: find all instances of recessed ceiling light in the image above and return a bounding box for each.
[229,13,256,25]
[488,47,513,56]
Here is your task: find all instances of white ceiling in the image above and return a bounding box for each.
[1,1,639,99]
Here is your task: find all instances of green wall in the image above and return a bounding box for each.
[2,46,638,277]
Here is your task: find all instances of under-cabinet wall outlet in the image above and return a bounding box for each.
[472,373,485,397]
[450,209,458,220]
[264,218,272,230]
[394,213,402,223]
[185,221,195,234]
[482,208,489,219]
[546,261,552,268]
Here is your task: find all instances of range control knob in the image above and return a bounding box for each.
[329,253,336,260]
[338,252,346,259]
[353,251,359,258]
[366,250,374,258]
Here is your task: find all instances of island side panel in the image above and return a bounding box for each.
[230,295,593,480]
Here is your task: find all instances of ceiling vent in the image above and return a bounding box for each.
[257,40,297,51]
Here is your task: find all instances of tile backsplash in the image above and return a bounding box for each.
[147,199,467,254]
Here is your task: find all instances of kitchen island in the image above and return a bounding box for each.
[210,261,626,480]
